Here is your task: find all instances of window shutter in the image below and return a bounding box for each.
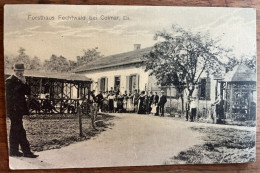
[98,78,101,92]
[136,74,140,92]
[105,77,108,92]
[206,78,211,100]
[126,76,130,93]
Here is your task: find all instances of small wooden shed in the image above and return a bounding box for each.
[5,69,92,114]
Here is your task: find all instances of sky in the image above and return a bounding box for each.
[4,5,256,62]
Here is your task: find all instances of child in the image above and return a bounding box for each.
[151,103,157,115]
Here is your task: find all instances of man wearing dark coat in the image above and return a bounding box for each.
[156,90,167,117]
[96,90,104,111]
[154,92,159,104]
[149,91,154,114]
[5,64,38,158]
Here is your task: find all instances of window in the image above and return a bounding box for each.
[114,76,120,92]
[129,75,136,93]
[199,78,210,100]
[200,79,206,98]
[99,77,107,92]
[126,74,139,93]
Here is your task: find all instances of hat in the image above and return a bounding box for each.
[13,63,25,71]
[161,90,165,93]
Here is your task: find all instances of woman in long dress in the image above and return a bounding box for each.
[138,91,146,114]
[123,91,128,112]
[113,94,118,113]
[127,92,134,112]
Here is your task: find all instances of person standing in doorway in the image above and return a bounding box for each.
[5,63,38,158]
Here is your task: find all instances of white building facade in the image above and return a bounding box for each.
[74,46,256,121]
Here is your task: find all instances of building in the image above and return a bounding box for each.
[74,46,256,122]
[74,45,160,94]
[221,64,256,120]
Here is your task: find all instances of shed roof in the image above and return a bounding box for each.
[74,47,151,73]
[4,69,92,82]
[223,64,256,82]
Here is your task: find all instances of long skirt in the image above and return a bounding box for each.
[126,99,134,112]
[109,99,114,112]
[138,102,146,114]
[123,100,127,110]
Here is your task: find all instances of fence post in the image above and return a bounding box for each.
[78,106,83,137]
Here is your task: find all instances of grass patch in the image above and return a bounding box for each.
[170,126,256,164]
[6,114,115,152]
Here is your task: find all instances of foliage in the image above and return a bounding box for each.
[4,55,15,69]
[143,25,233,115]
[30,56,41,71]
[244,55,256,70]
[13,47,32,70]
[68,60,77,71]
[43,54,70,72]
[4,47,103,72]
[4,47,43,70]
[77,47,103,65]
[143,25,231,98]
[226,55,256,72]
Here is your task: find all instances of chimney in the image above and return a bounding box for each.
[134,44,141,50]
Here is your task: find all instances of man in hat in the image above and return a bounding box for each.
[5,63,38,158]
[156,90,167,117]
[96,90,104,112]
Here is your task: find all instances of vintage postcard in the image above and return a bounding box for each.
[4,5,256,169]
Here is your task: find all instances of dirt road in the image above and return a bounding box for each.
[10,113,251,169]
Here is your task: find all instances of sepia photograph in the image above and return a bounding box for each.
[4,5,256,169]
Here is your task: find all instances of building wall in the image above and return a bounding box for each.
[163,73,219,119]
[80,64,151,94]
[79,64,220,119]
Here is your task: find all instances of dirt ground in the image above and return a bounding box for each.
[8,113,256,169]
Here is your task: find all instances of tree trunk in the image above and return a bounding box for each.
[181,95,184,114]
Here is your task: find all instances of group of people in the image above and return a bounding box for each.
[94,88,167,116]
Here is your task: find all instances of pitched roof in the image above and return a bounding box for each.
[223,64,256,82]
[74,47,151,73]
[4,69,92,82]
